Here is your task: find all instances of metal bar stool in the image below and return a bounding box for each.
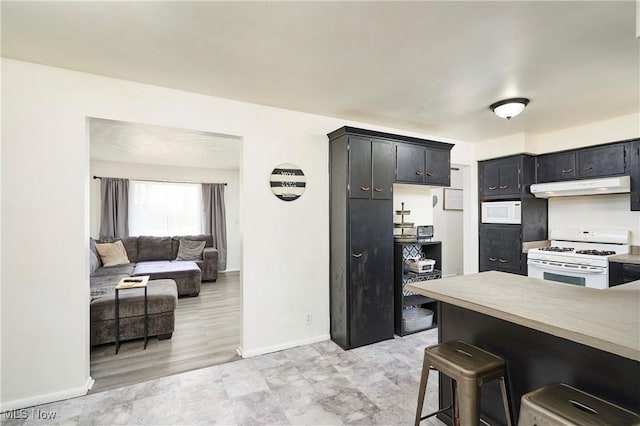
[518,383,640,426]
[415,340,514,426]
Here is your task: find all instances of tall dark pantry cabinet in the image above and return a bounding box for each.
[328,128,395,349]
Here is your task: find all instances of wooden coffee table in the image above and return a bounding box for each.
[114,275,150,354]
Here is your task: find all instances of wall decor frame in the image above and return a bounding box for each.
[270,163,306,201]
[443,188,463,210]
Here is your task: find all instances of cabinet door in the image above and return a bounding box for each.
[372,141,394,200]
[536,152,577,182]
[425,147,451,186]
[632,141,640,211]
[578,144,626,178]
[348,136,372,199]
[479,224,522,274]
[480,163,500,197]
[349,199,394,348]
[498,164,520,197]
[396,144,425,183]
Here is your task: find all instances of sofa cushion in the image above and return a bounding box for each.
[176,240,206,261]
[90,273,129,298]
[90,279,178,321]
[171,234,213,258]
[96,240,130,267]
[90,238,102,267]
[91,264,135,277]
[138,236,172,261]
[133,260,201,279]
[90,250,100,274]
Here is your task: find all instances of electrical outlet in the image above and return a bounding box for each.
[305,312,312,325]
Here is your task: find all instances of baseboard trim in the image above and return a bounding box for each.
[0,376,93,412]
[240,334,331,358]
[220,268,240,273]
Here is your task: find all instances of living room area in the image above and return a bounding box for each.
[87,118,242,392]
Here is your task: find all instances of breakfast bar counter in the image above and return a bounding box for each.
[407,271,640,424]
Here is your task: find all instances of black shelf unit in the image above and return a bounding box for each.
[394,241,442,336]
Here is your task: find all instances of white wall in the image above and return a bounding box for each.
[548,195,640,245]
[393,184,433,235]
[0,58,476,409]
[90,160,241,271]
[432,168,464,276]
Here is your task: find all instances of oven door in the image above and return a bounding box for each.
[527,259,609,289]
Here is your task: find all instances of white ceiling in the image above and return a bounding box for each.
[89,118,240,169]
[2,1,639,142]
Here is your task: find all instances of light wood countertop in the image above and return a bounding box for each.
[406,271,640,361]
[609,253,640,265]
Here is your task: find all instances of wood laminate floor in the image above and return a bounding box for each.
[90,271,241,393]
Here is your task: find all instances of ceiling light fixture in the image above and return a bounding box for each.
[489,98,530,120]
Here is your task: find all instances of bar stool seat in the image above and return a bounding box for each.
[518,383,640,426]
[415,340,514,426]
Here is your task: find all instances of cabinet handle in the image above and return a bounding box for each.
[374,187,384,192]
[489,257,498,262]
[360,186,370,191]
[488,186,498,190]
[499,185,509,189]
[415,171,424,176]
[499,259,509,263]
[352,253,363,258]
[426,172,434,177]
[582,166,593,172]
[561,168,574,174]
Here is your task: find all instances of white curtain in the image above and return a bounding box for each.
[129,180,203,236]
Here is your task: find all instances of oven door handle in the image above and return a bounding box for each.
[528,259,607,274]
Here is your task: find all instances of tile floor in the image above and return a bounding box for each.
[3,329,445,425]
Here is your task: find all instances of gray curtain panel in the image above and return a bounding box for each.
[202,183,227,270]
[99,178,130,239]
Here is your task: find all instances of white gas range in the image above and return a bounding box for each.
[527,228,630,289]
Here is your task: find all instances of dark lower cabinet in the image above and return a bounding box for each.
[479,224,523,274]
[348,199,394,348]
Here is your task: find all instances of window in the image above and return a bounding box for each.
[129,180,203,236]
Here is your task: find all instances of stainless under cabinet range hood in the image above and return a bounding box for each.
[530,176,631,198]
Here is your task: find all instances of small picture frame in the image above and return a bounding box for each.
[443,188,463,210]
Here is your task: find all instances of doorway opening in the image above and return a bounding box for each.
[88,117,242,393]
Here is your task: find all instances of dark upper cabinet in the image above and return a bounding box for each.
[479,155,536,199]
[479,224,522,274]
[425,147,451,186]
[536,152,577,182]
[372,141,394,200]
[348,137,394,200]
[536,142,629,183]
[578,144,626,178]
[396,143,451,186]
[631,140,640,211]
[396,144,425,184]
[348,136,372,199]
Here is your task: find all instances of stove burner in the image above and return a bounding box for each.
[539,247,574,252]
[575,250,616,256]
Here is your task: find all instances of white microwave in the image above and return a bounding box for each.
[481,201,521,224]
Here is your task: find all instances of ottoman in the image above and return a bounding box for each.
[90,279,178,346]
[133,260,202,297]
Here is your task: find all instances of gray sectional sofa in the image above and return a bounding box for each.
[89,234,219,346]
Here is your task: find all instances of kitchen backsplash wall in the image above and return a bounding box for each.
[548,194,640,245]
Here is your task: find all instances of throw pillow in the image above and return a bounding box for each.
[95,240,130,267]
[89,250,100,273]
[176,240,206,261]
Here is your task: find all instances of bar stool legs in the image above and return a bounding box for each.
[414,341,514,426]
